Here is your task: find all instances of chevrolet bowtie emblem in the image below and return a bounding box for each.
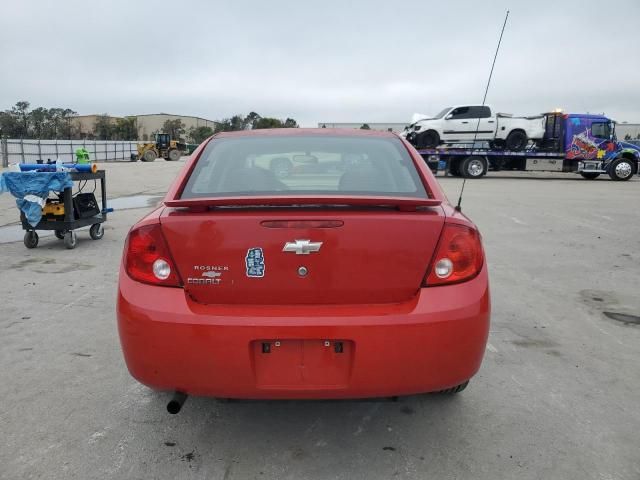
[282,239,323,255]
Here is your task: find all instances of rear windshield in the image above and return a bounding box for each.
[181,135,428,199]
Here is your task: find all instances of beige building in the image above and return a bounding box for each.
[73,113,217,141]
[73,114,119,137]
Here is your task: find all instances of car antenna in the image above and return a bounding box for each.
[455,9,510,212]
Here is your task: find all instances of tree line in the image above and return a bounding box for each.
[181,112,299,143]
[0,101,77,139]
[0,101,299,143]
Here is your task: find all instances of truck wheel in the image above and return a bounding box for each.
[167,149,181,161]
[608,158,634,181]
[505,130,527,151]
[417,130,440,148]
[580,172,600,180]
[24,231,39,249]
[142,150,157,162]
[460,156,487,178]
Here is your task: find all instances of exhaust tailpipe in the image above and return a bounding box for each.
[167,391,188,414]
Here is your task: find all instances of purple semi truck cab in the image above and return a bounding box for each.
[544,112,639,163]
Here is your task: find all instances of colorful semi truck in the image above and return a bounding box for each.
[411,112,640,181]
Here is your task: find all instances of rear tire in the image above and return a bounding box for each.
[142,150,157,162]
[489,140,505,150]
[505,130,527,151]
[167,149,181,161]
[608,158,634,181]
[417,130,440,149]
[436,381,469,394]
[580,172,600,180]
[460,156,487,178]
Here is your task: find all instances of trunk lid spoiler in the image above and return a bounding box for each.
[164,195,442,209]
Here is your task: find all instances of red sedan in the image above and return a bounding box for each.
[117,128,490,412]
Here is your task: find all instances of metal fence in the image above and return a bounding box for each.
[1,138,138,167]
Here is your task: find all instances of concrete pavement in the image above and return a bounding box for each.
[1,162,639,479]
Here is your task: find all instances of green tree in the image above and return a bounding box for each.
[0,111,19,136]
[47,108,77,138]
[252,115,299,130]
[253,117,285,129]
[30,107,49,138]
[360,123,371,130]
[11,101,30,137]
[214,115,245,133]
[94,114,114,140]
[230,115,246,131]
[188,125,214,143]
[0,101,79,138]
[58,108,77,138]
[209,112,300,133]
[162,119,186,140]
[244,111,261,129]
[114,116,137,140]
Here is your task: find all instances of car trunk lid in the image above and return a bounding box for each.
[160,206,444,305]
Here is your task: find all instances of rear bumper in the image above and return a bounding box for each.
[117,265,490,399]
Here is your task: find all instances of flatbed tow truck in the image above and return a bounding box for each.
[410,112,640,181]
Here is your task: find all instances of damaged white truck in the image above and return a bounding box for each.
[403,105,545,151]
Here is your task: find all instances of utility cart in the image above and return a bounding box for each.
[21,170,108,249]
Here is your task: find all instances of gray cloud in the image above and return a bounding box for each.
[2,0,639,126]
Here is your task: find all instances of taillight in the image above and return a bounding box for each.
[424,223,484,286]
[124,224,182,287]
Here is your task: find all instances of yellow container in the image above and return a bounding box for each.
[43,202,65,217]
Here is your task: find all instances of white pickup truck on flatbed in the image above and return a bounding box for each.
[403,105,545,151]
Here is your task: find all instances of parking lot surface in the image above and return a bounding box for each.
[1,161,639,480]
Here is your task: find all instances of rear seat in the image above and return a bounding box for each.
[338,166,393,192]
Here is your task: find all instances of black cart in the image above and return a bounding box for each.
[21,170,108,249]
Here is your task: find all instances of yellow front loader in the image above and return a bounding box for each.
[136,133,186,162]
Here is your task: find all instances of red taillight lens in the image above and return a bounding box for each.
[424,223,484,286]
[124,224,181,287]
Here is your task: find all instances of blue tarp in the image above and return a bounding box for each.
[0,172,73,227]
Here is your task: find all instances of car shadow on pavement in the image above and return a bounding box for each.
[123,390,475,478]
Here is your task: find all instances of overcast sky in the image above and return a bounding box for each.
[2,0,639,126]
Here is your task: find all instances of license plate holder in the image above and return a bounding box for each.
[252,339,353,388]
